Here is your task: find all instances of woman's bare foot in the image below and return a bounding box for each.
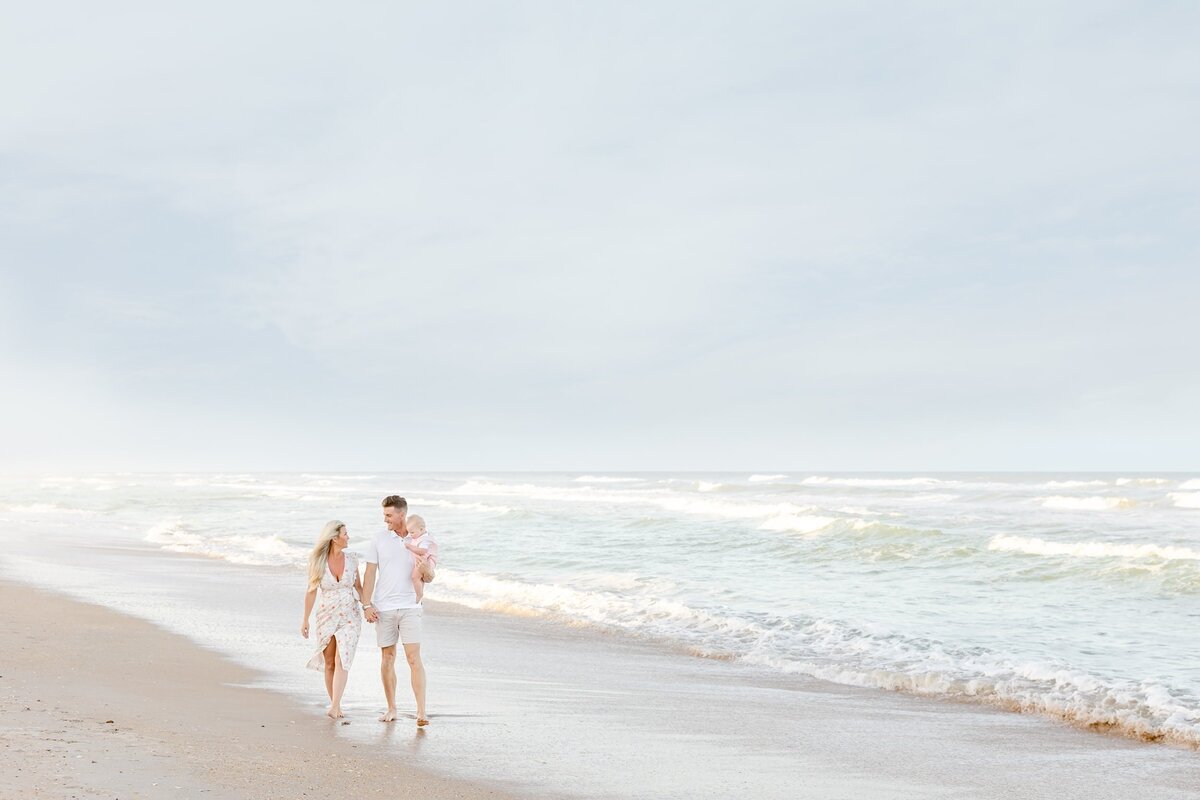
[416,716,429,727]
[379,708,398,722]
[326,706,343,719]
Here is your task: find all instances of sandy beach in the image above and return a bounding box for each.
[0,580,514,800]
[4,569,1199,800]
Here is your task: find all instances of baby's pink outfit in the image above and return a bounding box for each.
[407,533,439,566]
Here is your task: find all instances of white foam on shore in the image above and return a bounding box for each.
[1045,480,1108,488]
[1169,492,1200,509]
[430,569,1200,747]
[988,534,1200,562]
[1040,496,1134,511]
[1179,479,1200,490]
[1115,477,1171,486]
[752,648,1200,747]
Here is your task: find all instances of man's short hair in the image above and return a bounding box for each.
[382,495,408,510]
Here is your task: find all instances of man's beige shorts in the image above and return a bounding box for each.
[375,607,422,647]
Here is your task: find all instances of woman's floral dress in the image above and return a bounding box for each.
[306,551,362,671]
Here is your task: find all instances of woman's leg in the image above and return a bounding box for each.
[322,636,337,704]
[330,635,349,718]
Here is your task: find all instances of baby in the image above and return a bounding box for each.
[404,514,439,603]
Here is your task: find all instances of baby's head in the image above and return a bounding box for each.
[407,514,426,536]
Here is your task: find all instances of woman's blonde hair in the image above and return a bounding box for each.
[307,520,345,590]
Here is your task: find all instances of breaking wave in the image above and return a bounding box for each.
[144,521,308,567]
[1040,496,1134,511]
[1169,492,1200,509]
[988,534,1200,562]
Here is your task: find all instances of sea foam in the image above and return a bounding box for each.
[1169,492,1200,509]
[801,476,952,488]
[1040,496,1134,511]
[988,534,1200,562]
[145,521,308,567]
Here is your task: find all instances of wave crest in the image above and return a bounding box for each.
[1040,496,1134,511]
[1169,492,1200,509]
[988,534,1200,562]
[801,476,952,488]
[145,521,308,567]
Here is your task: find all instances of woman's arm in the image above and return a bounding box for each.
[301,587,317,637]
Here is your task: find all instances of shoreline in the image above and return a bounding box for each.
[0,579,515,800]
[4,563,1200,799]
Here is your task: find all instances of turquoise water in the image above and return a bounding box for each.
[2,471,1198,745]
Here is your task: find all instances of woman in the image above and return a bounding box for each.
[301,520,364,719]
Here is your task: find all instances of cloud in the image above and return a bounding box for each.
[2,2,1198,468]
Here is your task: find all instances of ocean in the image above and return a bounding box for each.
[2,471,1198,751]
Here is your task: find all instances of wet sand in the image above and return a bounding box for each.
[0,580,514,800]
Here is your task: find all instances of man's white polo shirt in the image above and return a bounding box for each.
[362,530,419,611]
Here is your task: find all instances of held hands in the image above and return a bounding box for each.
[363,605,379,624]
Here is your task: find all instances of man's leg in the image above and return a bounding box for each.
[403,642,427,725]
[379,645,398,722]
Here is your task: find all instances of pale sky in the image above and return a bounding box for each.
[2,2,1198,471]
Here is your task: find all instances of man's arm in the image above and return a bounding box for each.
[361,562,380,622]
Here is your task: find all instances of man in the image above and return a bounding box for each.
[361,495,429,725]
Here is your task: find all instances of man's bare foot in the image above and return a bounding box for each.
[416,716,429,727]
[379,708,398,722]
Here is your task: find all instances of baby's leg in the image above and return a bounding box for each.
[411,562,424,602]
[419,560,436,584]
